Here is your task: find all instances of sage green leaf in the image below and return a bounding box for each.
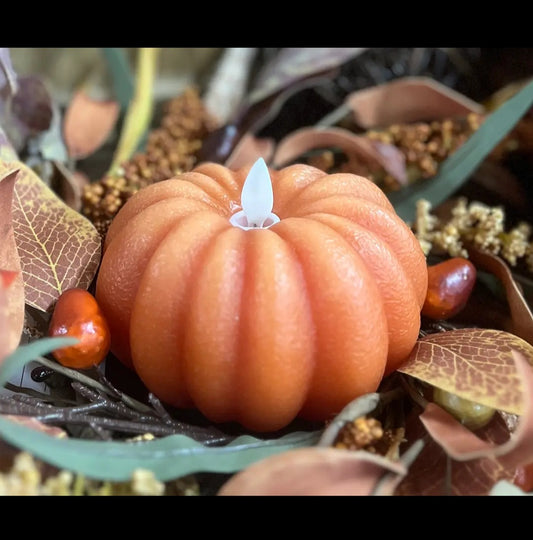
[0,417,320,481]
[0,335,321,481]
[389,78,533,223]
[0,336,78,386]
[101,48,134,111]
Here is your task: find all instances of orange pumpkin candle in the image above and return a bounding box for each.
[96,159,428,431]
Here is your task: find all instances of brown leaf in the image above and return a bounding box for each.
[345,76,484,129]
[224,133,275,169]
[419,350,533,470]
[0,159,101,312]
[398,328,533,415]
[467,247,533,345]
[248,48,365,106]
[63,89,119,160]
[396,408,515,496]
[0,170,24,357]
[217,446,408,496]
[270,126,407,184]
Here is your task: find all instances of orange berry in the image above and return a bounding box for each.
[48,288,111,369]
[422,257,477,320]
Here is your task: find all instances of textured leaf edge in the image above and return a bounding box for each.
[0,417,320,482]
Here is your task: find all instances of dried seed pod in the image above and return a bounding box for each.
[48,288,110,369]
[433,387,495,430]
[422,257,477,320]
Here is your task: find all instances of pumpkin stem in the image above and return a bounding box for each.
[229,158,280,230]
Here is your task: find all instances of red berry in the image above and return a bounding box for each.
[49,288,111,369]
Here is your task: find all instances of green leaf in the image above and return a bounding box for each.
[0,417,320,481]
[101,48,134,111]
[389,78,533,223]
[0,336,78,387]
[0,335,321,481]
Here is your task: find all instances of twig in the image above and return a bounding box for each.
[35,401,108,422]
[2,357,236,446]
[148,393,176,426]
[72,382,151,421]
[35,356,153,414]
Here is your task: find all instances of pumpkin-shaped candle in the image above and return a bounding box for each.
[96,159,428,431]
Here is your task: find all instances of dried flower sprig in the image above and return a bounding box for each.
[414,197,533,273]
[333,416,384,450]
[0,451,199,495]
[364,113,484,190]
[82,87,218,237]
[306,111,532,194]
[304,114,485,191]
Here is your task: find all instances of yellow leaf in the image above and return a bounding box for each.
[398,328,533,415]
[107,47,159,176]
[0,159,101,312]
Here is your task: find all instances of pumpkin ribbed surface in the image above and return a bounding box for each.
[96,162,428,432]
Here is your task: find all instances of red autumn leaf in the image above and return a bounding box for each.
[419,350,533,470]
[270,126,407,185]
[0,170,24,359]
[467,247,533,345]
[218,446,409,496]
[0,271,17,288]
[0,270,22,363]
[0,159,101,312]
[398,328,533,415]
[63,89,119,160]
[345,76,484,129]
